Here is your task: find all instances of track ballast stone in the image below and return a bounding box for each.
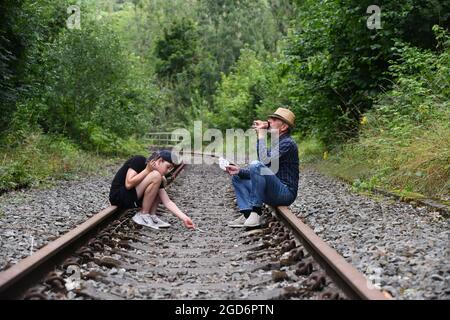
[291,168,449,300]
[6,160,446,300]
[21,163,345,300]
[0,170,115,271]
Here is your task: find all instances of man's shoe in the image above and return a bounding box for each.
[244,212,261,227]
[150,215,171,228]
[132,213,159,230]
[228,215,246,228]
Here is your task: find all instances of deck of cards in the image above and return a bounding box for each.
[219,157,232,171]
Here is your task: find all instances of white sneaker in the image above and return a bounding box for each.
[244,212,261,227]
[132,213,160,230]
[228,215,246,228]
[149,215,171,228]
[132,213,150,227]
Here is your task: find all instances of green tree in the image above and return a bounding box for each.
[155,18,199,81]
[276,0,449,144]
[0,0,71,135]
[211,49,267,129]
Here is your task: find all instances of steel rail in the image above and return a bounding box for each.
[176,152,388,299]
[0,162,186,299]
[0,156,388,300]
[273,206,388,300]
[0,206,122,299]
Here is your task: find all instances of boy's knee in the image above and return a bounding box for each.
[144,171,162,192]
[231,175,241,185]
[148,170,163,182]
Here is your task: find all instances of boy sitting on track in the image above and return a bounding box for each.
[109,150,195,230]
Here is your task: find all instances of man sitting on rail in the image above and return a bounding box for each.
[225,108,299,228]
[109,150,195,230]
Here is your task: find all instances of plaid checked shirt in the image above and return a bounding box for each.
[238,134,299,196]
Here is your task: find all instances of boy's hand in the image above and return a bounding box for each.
[146,159,157,173]
[225,164,240,176]
[183,217,195,229]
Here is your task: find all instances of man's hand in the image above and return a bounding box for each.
[252,120,269,130]
[252,120,269,138]
[145,159,157,173]
[225,164,240,176]
[183,217,195,229]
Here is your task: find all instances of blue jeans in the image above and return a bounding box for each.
[231,161,296,212]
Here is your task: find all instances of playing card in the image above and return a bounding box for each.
[218,157,230,171]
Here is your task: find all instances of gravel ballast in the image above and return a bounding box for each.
[23,162,345,300]
[291,168,449,300]
[1,162,448,300]
[0,170,115,271]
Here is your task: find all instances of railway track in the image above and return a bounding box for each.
[0,156,387,300]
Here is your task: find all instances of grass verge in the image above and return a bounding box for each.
[0,132,148,194]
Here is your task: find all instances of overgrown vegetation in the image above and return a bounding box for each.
[0,0,448,198]
[0,132,128,192]
[317,27,449,198]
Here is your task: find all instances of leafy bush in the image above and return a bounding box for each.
[0,132,95,192]
[319,27,449,197]
[6,4,155,154]
[209,48,287,130]
[295,136,327,163]
[275,0,448,144]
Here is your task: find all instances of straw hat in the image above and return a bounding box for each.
[269,108,295,128]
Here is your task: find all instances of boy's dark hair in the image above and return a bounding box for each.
[147,150,178,165]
